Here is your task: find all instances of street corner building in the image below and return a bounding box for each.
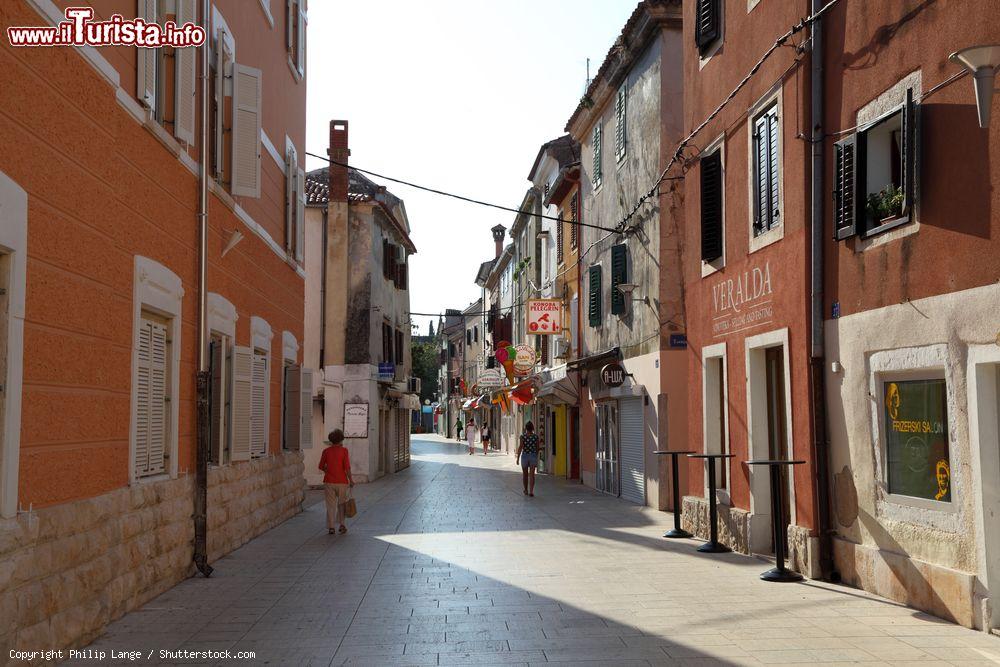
[564,0,688,510]
[301,120,419,486]
[0,0,310,655]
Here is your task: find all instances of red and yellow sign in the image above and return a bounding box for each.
[527,299,562,335]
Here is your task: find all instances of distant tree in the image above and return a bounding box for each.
[428,320,435,338]
[410,341,439,404]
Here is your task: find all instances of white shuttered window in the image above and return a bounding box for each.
[285,144,297,254]
[135,316,168,478]
[296,167,306,262]
[174,0,197,143]
[231,346,253,461]
[231,64,262,198]
[250,351,268,457]
[282,366,314,450]
[136,0,158,110]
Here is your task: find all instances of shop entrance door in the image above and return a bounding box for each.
[569,407,580,480]
[619,397,645,505]
[596,402,619,496]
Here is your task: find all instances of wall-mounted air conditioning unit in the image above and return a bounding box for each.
[554,338,571,359]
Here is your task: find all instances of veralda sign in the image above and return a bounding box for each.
[711,261,774,337]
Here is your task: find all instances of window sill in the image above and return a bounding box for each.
[749,223,782,254]
[855,216,919,252]
[863,214,910,238]
[701,257,724,278]
[133,472,171,485]
[883,491,956,515]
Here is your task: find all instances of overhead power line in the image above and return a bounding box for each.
[304,152,622,234]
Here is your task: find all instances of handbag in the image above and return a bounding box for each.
[343,488,357,518]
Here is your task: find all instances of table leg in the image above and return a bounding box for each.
[698,459,730,553]
[760,463,802,582]
[664,453,692,539]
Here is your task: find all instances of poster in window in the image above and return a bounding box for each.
[883,379,950,502]
[343,403,369,439]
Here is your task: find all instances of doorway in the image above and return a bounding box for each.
[970,349,1000,629]
[570,407,580,480]
[596,401,619,496]
[746,329,794,555]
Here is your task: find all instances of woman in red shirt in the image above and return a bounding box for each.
[318,429,354,534]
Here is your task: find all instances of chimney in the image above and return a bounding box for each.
[491,224,506,258]
[328,120,350,202]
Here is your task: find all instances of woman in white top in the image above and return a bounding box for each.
[466,418,477,455]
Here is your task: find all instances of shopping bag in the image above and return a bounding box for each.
[344,496,357,518]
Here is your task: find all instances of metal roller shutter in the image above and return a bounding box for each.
[619,397,645,505]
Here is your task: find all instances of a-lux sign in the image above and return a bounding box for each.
[601,363,626,388]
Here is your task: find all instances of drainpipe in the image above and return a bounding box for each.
[575,206,583,485]
[193,0,213,578]
[809,0,834,581]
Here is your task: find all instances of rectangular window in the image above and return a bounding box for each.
[592,124,603,189]
[383,323,394,364]
[283,365,314,450]
[695,0,721,55]
[752,104,780,237]
[211,27,231,183]
[700,150,724,262]
[703,354,728,491]
[136,0,159,111]
[556,213,565,265]
[134,314,169,478]
[610,244,628,316]
[570,191,579,249]
[588,265,602,327]
[835,88,917,239]
[395,329,404,367]
[466,329,472,345]
[174,0,197,144]
[287,0,306,78]
[883,378,950,502]
[209,336,233,465]
[614,84,627,162]
[250,349,268,457]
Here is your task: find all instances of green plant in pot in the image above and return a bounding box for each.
[866,184,904,223]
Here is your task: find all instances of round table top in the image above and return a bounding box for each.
[745,459,806,465]
[687,453,736,459]
[652,450,696,455]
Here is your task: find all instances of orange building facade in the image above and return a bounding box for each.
[1,0,308,653]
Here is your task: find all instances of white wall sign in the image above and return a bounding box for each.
[343,403,369,439]
[527,299,562,335]
[479,368,503,388]
[711,261,774,337]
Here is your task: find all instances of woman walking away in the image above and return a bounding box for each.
[515,421,540,497]
[455,419,464,442]
[466,418,477,455]
[318,429,354,534]
[481,423,491,455]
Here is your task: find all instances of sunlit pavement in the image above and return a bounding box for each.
[74,435,1000,666]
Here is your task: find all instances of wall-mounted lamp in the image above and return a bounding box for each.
[617,282,648,306]
[949,45,1000,128]
[221,229,244,258]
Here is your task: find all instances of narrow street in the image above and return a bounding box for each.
[74,436,998,667]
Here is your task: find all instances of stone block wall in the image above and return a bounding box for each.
[0,452,304,664]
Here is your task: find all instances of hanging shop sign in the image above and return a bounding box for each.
[495,340,516,383]
[527,299,562,335]
[377,362,395,381]
[513,344,537,376]
[343,403,369,438]
[600,362,626,388]
[710,260,775,338]
[479,368,503,388]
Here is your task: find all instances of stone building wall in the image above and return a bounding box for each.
[0,453,304,664]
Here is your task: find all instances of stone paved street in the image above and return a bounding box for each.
[75,435,1000,667]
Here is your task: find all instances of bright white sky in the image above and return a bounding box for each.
[305,0,638,336]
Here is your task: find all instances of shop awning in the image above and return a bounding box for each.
[510,379,536,406]
[461,398,475,410]
[536,372,580,405]
[566,346,621,372]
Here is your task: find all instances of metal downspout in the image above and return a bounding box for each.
[810,0,834,581]
[193,0,213,577]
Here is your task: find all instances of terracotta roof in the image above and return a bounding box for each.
[304,166,402,209]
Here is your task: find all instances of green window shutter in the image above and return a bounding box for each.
[610,244,627,315]
[700,150,723,260]
[592,124,602,188]
[588,265,602,327]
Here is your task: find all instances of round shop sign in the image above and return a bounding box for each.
[601,362,626,388]
[479,368,503,388]
[512,344,537,376]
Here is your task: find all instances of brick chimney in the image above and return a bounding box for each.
[328,120,350,202]
[491,224,506,258]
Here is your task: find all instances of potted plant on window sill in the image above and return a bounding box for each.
[866,184,905,226]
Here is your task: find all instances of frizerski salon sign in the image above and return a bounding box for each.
[711,261,774,337]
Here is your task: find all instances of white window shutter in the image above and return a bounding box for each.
[135,321,152,476]
[300,368,313,449]
[283,365,301,450]
[295,166,305,263]
[296,4,306,75]
[231,64,262,198]
[231,346,253,461]
[285,146,296,253]
[213,31,226,181]
[136,0,158,110]
[615,84,626,161]
[173,0,196,143]
[251,352,268,457]
[210,340,225,464]
[145,320,168,475]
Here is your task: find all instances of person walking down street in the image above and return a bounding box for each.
[481,423,491,456]
[455,419,463,442]
[318,429,354,535]
[466,418,477,455]
[515,421,540,497]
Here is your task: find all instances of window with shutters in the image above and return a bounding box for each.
[383,323,394,365]
[280,365,313,450]
[466,329,472,346]
[136,0,160,115]
[588,265,603,327]
[694,0,722,57]
[395,329,404,369]
[591,124,603,189]
[835,88,918,240]
[134,313,170,479]
[614,83,627,163]
[610,244,628,316]
[211,21,234,185]
[750,100,782,249]
[173,0,197,144]
[700,146,724,270]
[556,213,565,265]
[232,63,263,198]
[286,0,306,80]
[570,190,579,249]
[209,335,233,466]
[284,140,306,262]
[250,348,269,457]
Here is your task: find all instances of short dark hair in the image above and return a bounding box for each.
[524,421,535,432]
[327,429,344,445]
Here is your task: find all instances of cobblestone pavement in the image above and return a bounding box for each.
[74,435,1000,666]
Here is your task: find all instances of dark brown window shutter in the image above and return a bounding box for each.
[570,191,579,249]
[695,0,720,53]
[902,87,916,216]
[610,244,627,315]
[556,213,564,264]
[588,265,602,327]
[700,151,723,261]
[833,135,857,240]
